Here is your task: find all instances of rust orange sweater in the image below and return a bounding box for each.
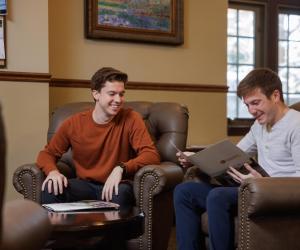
[36,108,160,183]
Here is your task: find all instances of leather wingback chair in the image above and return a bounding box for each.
[0,104,51,250]
[184,102,300,250]
[13,101,188,250]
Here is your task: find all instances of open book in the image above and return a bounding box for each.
[176,139,269,186]
[42,200,120,212]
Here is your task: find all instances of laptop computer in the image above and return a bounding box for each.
[186,139,269,186]
[42,200,120,212]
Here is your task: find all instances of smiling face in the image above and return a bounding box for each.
[243,87,281,126]
[92,80,125,122]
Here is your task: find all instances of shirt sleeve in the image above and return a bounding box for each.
[124,112,161,174]
[237,123,258,157]
[36,118,71,175]
[290,125,300,176]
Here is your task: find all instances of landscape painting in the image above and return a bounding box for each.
[85,0,183,45]
[0,0,7,15]
[98,0,172,33]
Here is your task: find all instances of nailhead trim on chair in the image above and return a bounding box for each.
[138,171,160,250]
[17,169,37,201]
[239,186,250,250]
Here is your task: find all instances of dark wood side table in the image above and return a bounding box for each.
[45,208,144,250]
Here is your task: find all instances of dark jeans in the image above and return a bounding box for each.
[42,178,135,209]
[174,181,238,250]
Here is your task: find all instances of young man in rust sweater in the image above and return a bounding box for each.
[36,67,160,207]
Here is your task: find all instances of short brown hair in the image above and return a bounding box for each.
[237,68,284,102]
[91,67,128,91]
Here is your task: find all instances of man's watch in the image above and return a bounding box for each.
[116,162,126,175]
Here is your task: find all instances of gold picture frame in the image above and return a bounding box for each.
[85,0,184,45]
[0,15,6,68]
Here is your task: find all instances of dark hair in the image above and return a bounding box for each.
[91,67,128,91]
[237,68,284,102]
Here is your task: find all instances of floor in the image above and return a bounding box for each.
[167,227,176,250]
[45,227,178,250]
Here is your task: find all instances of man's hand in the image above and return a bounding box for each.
[176,151,195,168]
[101,166,123,201]
[42,170,68,195]
[227,163,263,184]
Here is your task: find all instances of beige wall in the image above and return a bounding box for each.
[49,0,228,146]
[0,0,49,201]
[50,88,226,145]
[0,0,229,201]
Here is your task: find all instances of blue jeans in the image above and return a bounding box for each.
[174,182,238,250]
[42,178,135,209]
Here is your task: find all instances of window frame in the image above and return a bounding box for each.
[227,2,266,120]
[227,0,300,136]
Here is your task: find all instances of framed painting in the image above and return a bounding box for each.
[85,0,184,45]
[0,15,6,68]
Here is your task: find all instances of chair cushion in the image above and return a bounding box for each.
[1,199,51,250]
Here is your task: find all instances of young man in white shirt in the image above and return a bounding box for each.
[174,68,300,250]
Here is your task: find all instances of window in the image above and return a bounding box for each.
[227,1,300,136]
[278,11,300,106]
[227,3,264,119]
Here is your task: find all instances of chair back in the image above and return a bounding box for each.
[48,102,189,169]
[290,101,300,112]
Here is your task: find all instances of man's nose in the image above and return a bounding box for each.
[248,105,256,115]
[114,94,121,102]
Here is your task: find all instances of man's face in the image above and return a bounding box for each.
[93,80,125,119]
[243,88,280,126]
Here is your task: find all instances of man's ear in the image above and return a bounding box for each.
[272,89,281,102]
[92,90,99,101]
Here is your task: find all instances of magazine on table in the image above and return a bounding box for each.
[171,139,269,186]
[42,200,120,212]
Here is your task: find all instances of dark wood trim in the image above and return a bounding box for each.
[50,78,90,88]
[50,78,228,93]
[0,72,228,92]
[231,0,300,73]
[0,71,51,82]
[227,118,254,136]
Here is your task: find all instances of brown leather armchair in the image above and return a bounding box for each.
[0,104,51,250]
[12,101,188,250]
[185,102,300,250]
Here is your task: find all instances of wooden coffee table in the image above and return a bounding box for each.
[45,207,144,249]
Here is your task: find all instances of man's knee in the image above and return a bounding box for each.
[41,189,62,204]
[174,182,201,206]
[112,183,135,207]
[174,182,188,204]
[206,187,237,209]
[41,180,66,204]
[118,183,133,195]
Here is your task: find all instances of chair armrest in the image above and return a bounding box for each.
[132,161,183,250]
[13,161,76,203]
[238,177,300,250]
[13,163,45,203]
[239,177,300,217]
[1,199,51,250]
[133,161,184,203]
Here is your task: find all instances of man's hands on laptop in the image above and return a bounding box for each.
[226,163,263,184]
[170,141,195,168]
[42,170,68,195]
[176,151,195,168]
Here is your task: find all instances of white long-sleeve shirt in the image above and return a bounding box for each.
[237,109,300,177]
